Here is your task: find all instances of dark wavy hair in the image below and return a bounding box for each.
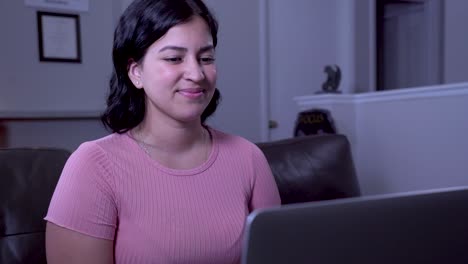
[101,0,221,133]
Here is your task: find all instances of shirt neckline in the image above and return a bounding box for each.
[124,127,219,176]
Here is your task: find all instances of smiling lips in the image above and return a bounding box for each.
[178,88,205,99]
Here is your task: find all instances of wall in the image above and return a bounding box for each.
[354,0,375,93]
[295,82,468,195]
[444,0,468,84]
[2,0,468,154]
[0,0,264,150]
[203,0,262,142]
[0,1,115,151]
[0,0,113,112]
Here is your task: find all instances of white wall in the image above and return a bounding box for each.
[0,0,113,112]
[357,88,468,195]
[444,0,468,84]
[0,1,115,151]
[295,83,468,195]
[203,0,262,142]
[354,0,375,93]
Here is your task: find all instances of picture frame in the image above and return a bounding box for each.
[37,11,82,63]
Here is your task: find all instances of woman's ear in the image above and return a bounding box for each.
[128,59,143,89]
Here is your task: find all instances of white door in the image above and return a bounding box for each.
[263,0,343,141]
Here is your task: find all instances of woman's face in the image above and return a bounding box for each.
[128,15,217,125]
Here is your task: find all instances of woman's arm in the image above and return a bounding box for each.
[46,222,114,264]
[44,143,118,263]
[249,145,281,211]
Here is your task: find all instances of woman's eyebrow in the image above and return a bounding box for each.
[158,45,214,53]
[199,45,215,53]
[158,46,186,53]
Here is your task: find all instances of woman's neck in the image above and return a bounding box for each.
[131,118,207,154]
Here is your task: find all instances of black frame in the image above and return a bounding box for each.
[37,11,82,63]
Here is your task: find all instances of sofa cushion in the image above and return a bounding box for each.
[256,134,360,204]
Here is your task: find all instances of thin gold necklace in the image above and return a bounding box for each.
[138,141,151,156]
[132,128,210,161]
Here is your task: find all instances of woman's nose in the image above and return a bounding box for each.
[184,58,205,82]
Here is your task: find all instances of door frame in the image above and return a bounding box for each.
[259,0,270,142]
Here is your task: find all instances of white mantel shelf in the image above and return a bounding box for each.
[294,82,468,107]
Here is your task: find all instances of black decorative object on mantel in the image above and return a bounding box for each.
[317,64,341,94]
[294,109,336,137]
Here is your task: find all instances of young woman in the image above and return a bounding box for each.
[45,0,280,263]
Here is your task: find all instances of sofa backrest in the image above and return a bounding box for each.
[257,134,361,204]
[0,135,360,262]
[0,148,71,264]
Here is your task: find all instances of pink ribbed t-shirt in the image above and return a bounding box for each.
[45,128,281,263]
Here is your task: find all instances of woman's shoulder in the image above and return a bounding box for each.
[71,133,132,161]
[212,128,249,144]
[210,128,262,153]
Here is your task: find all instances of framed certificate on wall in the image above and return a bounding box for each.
[37,11,82,63]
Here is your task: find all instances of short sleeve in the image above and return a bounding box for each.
[44,142,118,240]
[249,145,281,212]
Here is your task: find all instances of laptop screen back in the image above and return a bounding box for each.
[241,187,468,264]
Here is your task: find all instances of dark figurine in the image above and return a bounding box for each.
[320,64,341,93]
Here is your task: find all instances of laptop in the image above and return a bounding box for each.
[241,186,468,264]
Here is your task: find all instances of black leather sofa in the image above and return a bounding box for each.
[257,134,360,204]
[0,134,360,263]
[0,148,70,264]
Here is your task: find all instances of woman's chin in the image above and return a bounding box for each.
[173,111,205,124]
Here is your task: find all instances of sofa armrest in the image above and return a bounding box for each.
[0,148,71,264]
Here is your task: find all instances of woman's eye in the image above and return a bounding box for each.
[164,57,182,63]
[200,57,215,64]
